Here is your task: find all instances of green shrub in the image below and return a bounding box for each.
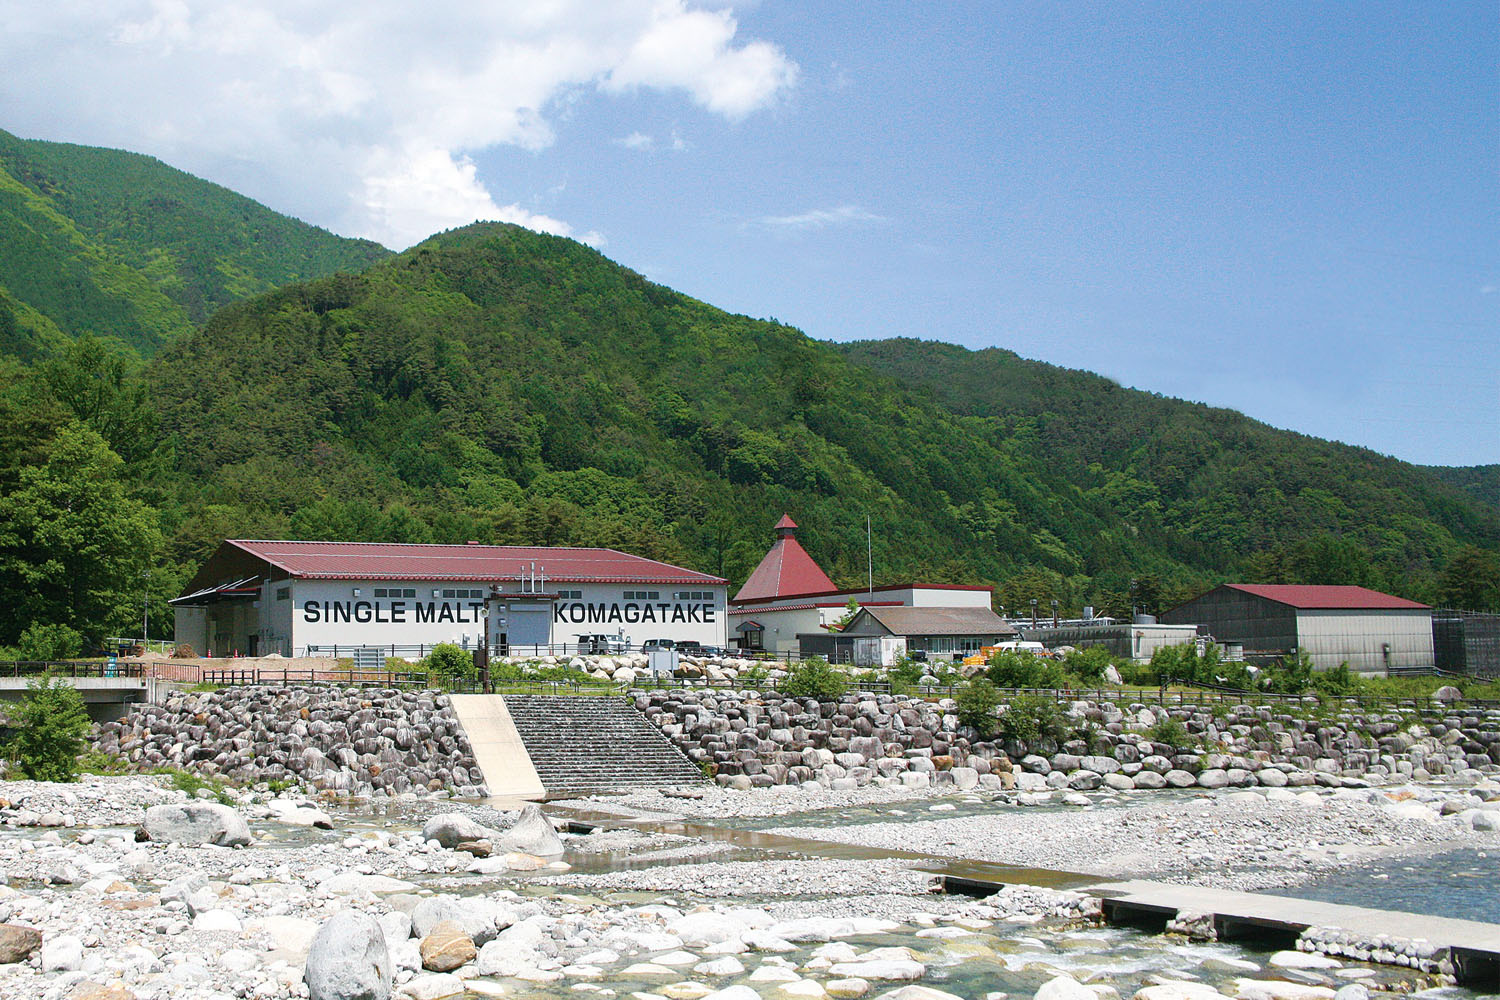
[739,663,769,686]
[1070,719,1106,754]
[422,643,474,686]
[986,651,1067,689]
[4,674,92,782]
[77,749,129,775]
[956,678,1002,738]
[997,693,1066,743]
[781,658,849,700]
[14,623,85,661]
[1147,715,1191,747]
[1061,645,1115,683]
[153,766,234,805]
[1311,663,1359,697]
[888,658,924,686]
[1261,651,1314,694]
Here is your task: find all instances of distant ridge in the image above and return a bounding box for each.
[0,127,390,359]
[137,222,1497,611]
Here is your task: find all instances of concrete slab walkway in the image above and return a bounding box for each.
[448,695,545,800]
[1084,878,1500,951]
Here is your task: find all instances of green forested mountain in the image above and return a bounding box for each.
[1,221,1496,650]
[0,128,389,360]
[834,339,1498,602]
[1427,464,1500,510]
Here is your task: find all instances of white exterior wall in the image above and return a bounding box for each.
[539,581,726,648]
[173,607,208,656]
[258,579,296,656]
[1131,625,1203,662]
[731,607,822,654]
[731,585,994,652]
[289,579,726,656]
[906,587,991,608]
[1294,609,1434,674]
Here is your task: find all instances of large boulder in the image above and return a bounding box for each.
[1036,977,1098,1000]
[304,910,393,1000]
[419,921,475,973]
[1432,685,1463,704]
[140,803,251,847]
[421,813,501,849]
[494,804,564,857]
[0,924,41,964]
[411,896,514,945]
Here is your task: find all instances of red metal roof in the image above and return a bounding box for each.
[1225,584,1429,611]
[732,582,992,608]
[732,517,837,603]
[222,540,725,585]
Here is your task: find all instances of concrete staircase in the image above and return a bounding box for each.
[500,695,705,798]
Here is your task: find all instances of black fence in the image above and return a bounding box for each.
[0,660,145,679]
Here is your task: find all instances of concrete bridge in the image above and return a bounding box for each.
[0,663,154,721]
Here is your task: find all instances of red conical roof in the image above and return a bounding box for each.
[732,515,837,603]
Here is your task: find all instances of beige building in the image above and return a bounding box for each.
[728,516,997,658]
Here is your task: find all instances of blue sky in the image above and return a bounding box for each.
[4,2,1496,465]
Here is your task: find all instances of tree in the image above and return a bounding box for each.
[1284,535,1378,588]
[13,623,85,660]
[956,678,1001,738]
[828,597,860,632]
[38,335,164,472]
[4,674,92,782]
[1436,546,1500,612]
[0,425,160,646]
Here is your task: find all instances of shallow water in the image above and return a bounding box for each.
[1268,848,1499,923]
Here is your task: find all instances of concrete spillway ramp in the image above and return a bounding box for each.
[499,694,706,799]
[447,695,546,800]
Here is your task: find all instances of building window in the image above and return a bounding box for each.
[441,588,485,599]
[275,587,290,601]
[557,590,582,600]
[374,587,417,598]
[674,590,712,601]
[624,591,660,601]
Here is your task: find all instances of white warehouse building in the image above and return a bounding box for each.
[171,539,728,658]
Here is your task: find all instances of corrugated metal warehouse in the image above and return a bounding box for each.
[1160,584,1434,674]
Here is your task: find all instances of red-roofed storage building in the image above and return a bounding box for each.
[1160,583,1434,673]
[171,539,727,658]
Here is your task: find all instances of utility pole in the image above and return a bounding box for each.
[866,515,873,598]
[142,570,149,647]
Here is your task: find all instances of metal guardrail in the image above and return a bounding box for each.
[0,661,145,679]
[199,667,430,688]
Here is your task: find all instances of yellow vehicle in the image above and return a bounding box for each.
[962,640,1049,668]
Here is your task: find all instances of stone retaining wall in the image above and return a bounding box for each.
[94,686,485,798]
[635,689,1500,793]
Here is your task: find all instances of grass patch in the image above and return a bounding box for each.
[77,749,131,775]
[152,766,234,805]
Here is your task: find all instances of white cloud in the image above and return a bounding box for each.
[1,0,797,249]
[616,129,691,152]
[757,204,887,230]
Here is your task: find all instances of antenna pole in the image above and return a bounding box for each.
[866,515,873,597]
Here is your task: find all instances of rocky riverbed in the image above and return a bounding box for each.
[757,783,1500,892]
[0,772,1493,1000]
